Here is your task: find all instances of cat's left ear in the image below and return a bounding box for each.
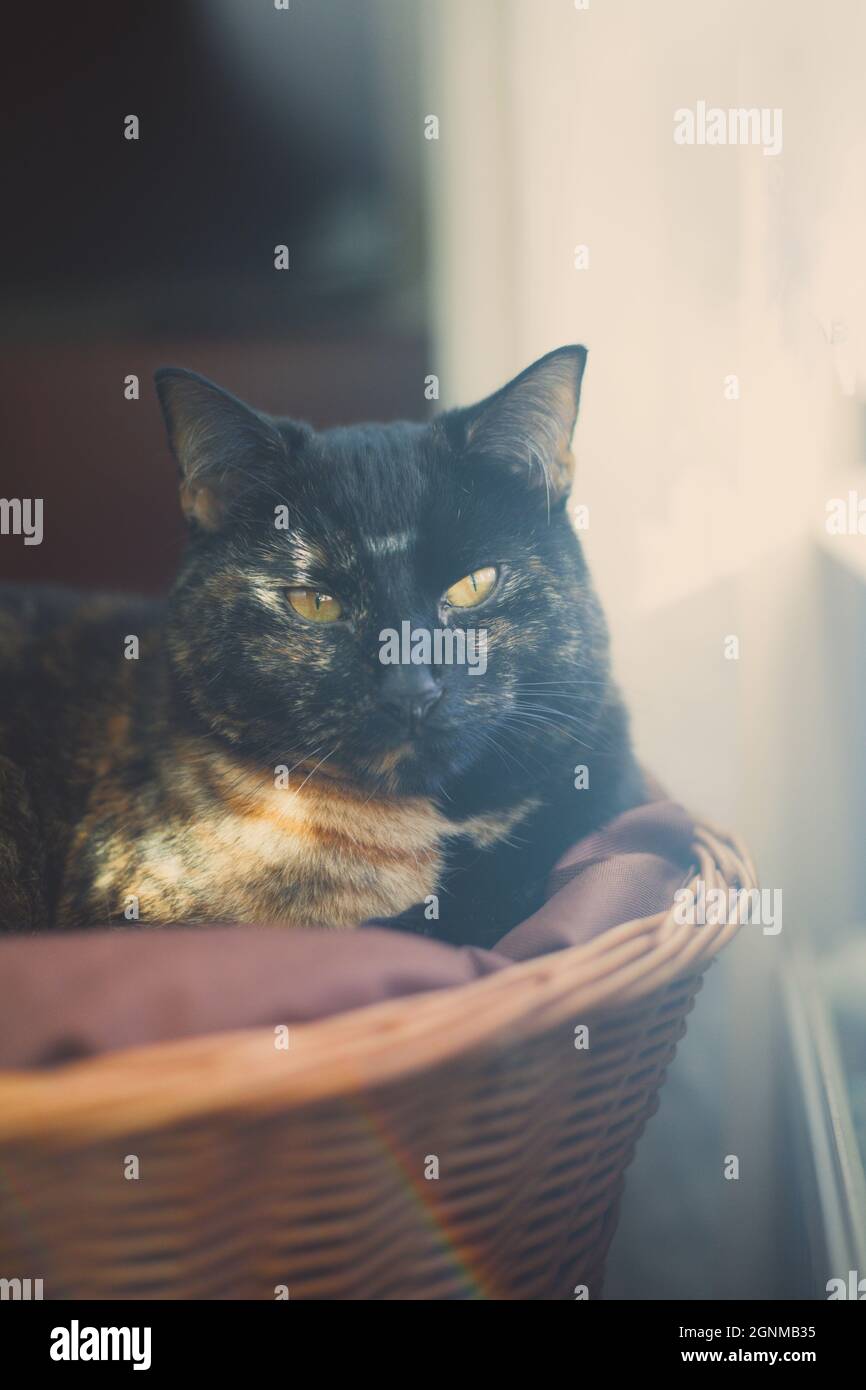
[452,345,587,503]
[154,367,289,531]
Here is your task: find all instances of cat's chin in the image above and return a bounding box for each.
[351,739,474,797]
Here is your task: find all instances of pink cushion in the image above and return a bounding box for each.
[0,801,694,1068]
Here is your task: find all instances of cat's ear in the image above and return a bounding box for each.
[154,367,288,531]
[454,346,587,503]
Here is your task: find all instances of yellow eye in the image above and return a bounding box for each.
[443,565,498,609]
[287,588,343,623]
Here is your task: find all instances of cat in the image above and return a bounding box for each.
[0,346,645,944]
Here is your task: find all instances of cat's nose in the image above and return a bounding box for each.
[379,666,444,731]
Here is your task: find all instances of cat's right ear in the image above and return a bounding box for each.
[154,367,288,531]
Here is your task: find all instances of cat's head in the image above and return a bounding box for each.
[155,347,611,796]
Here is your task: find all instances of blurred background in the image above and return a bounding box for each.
[0,0,428,591]
[2,0,865,1299]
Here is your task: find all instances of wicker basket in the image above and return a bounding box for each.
[0,821,755,1300]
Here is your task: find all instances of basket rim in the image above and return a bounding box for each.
[0,820,756,1147]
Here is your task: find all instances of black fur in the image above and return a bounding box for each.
[0,348,643,941]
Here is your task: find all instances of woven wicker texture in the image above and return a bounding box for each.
[0,822,755,1300]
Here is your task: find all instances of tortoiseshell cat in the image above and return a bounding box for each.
[0,347,645,943]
